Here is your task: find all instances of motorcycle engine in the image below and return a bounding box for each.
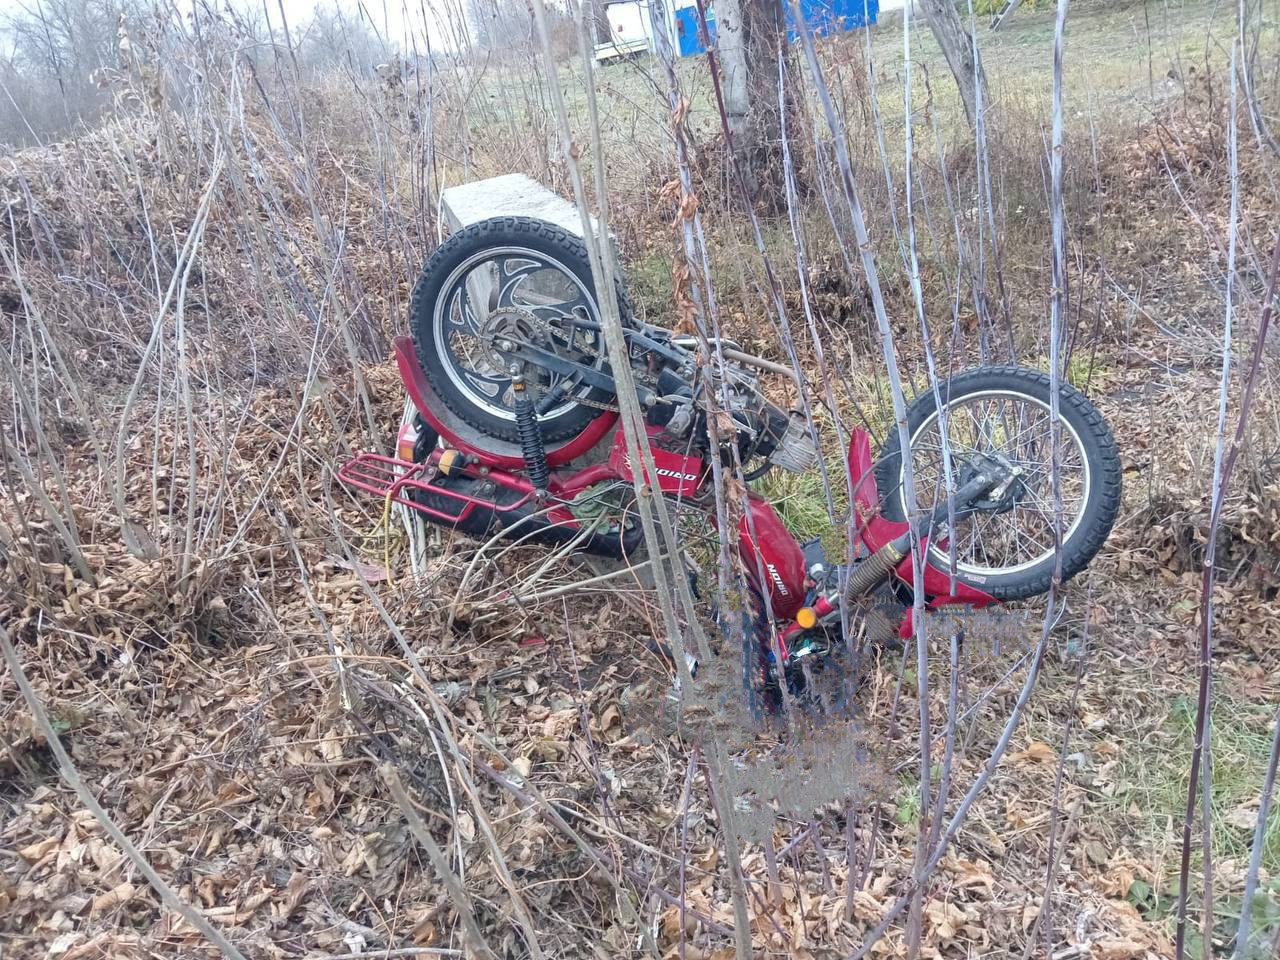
[765,411,819,473]
[648,360,817,475]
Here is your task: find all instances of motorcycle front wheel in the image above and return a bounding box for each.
[874,365,1122,601]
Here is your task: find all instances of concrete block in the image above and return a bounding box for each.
[440,172,600,237]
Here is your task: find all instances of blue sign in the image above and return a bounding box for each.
[787,0,880,40]
[673,0,878,57]
[673,4,715,57]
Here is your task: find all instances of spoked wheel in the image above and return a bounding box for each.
[410,217,631,445]
[876,366,1121,600]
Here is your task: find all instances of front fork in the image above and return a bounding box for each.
[780,465,1009,652]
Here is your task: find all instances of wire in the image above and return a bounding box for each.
[381,483,398,589]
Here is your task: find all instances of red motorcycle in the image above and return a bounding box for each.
[341,217,1121,706]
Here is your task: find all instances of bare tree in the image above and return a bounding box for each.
[296,4,385,75]
[711,0,792,200]
[916,0,986,126]
[0,0,126,143]
[589,0,610,43]
[467,0,543,56]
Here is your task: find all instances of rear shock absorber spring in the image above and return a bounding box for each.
[513,376,549,493]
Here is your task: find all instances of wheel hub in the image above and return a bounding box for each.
[957,451,1025,514]
[477,306,541,373]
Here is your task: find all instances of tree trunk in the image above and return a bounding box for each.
[717,0,754,145]
[915,0,986,127]
[714,0,791,204]
[590,0,610,44]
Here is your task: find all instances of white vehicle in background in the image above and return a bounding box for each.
[593,0,656,63]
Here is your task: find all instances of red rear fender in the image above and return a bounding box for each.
[394,336,618,470]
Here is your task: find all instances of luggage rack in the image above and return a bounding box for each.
[338,452,536,527]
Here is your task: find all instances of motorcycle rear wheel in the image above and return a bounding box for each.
[410,217,631,445]
[874,365,1121,600]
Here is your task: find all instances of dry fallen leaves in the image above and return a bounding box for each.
[1011,740,1059,765]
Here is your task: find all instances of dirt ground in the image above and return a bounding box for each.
[5,343,1280,959]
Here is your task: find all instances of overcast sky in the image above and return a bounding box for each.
[242,0,452,50]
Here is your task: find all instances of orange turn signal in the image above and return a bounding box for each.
[397,424,418,462]
[796,607,818,629]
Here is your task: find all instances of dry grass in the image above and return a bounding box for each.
[3,0,1280,957]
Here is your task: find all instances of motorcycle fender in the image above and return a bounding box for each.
[395,336,617,470]
[739,493,806,620]
[846,429,997,607]
[847,428,881,517]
